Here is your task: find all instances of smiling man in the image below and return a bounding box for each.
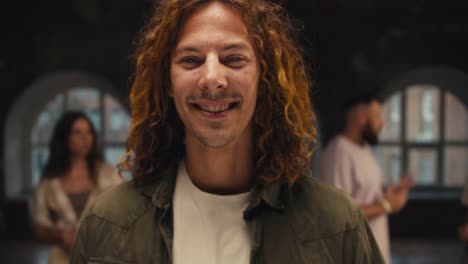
[70,1,384,263]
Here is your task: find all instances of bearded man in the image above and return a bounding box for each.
[320,93,413,264]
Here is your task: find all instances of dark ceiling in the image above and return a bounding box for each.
[1,0,467,128]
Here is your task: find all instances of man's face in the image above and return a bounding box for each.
[362,100,384,146]
[170,2,259,148]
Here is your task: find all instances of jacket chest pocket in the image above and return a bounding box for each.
[299,240,333,264]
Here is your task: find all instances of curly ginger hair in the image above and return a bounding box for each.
[119,0,317,185]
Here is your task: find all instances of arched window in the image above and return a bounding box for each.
[5,72,130,199]
[374,67,468,198]
[30,88,130,186]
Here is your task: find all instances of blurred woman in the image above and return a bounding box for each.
[29,111,124,264]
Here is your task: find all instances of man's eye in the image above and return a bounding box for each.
[178,57,202,68]
[226,56,244,62]
[223,56,247,67]
[182,58,198,63]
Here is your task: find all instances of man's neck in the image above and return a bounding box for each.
[342,130,365,146]
[184,134,255,195]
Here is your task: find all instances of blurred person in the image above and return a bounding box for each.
[71,1,384,263]
[319,93,413,264]
[29,111,124,264]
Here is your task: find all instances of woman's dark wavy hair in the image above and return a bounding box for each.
[42,111,103,181]
[120,0,317,185]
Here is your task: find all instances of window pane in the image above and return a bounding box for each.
[444,147,468,187]
[104,146,126,168]
[380,92,401,142]
[67,88,102,134]
[374,147,401,185]
[104,94,130,143]
[104,146,130,180]
[31,146,49,186]
[31,94,64,144]
[408,148,437,185]
[406,85,440,142]
[445,92,468,141]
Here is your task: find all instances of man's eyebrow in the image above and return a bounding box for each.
[173,47,200,55]
[222,43,251,51]
[173,42,251,55]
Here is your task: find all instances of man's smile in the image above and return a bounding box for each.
[189,98,242,114]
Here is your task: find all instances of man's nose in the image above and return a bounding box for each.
[198,54,227,92]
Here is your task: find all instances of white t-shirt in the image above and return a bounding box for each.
[319,135,391,264]
[173,161,251,264]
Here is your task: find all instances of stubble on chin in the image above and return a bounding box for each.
[194,129,235,149]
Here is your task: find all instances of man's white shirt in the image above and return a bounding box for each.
[173,161,251,264]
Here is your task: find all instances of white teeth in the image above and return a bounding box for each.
[200,104,230,113]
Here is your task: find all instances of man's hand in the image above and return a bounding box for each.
[397,176,414,191]
[61,229,77,253]
[458,224,468,241]
[384,183,409,213]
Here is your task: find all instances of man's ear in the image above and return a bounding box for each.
[357,108,368,127]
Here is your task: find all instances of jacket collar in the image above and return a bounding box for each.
[138,161,286,213]
[246,180,286,213]
[137,165,177,209]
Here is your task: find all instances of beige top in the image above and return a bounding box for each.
[29,162,124,230]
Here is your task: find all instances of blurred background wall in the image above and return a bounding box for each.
[0,0,467,262]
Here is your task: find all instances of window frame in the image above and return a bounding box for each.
[4,71,129,200]
[378,66,468,199]
[30,88,130,186]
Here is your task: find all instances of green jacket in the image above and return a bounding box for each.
[70,165,384,263]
